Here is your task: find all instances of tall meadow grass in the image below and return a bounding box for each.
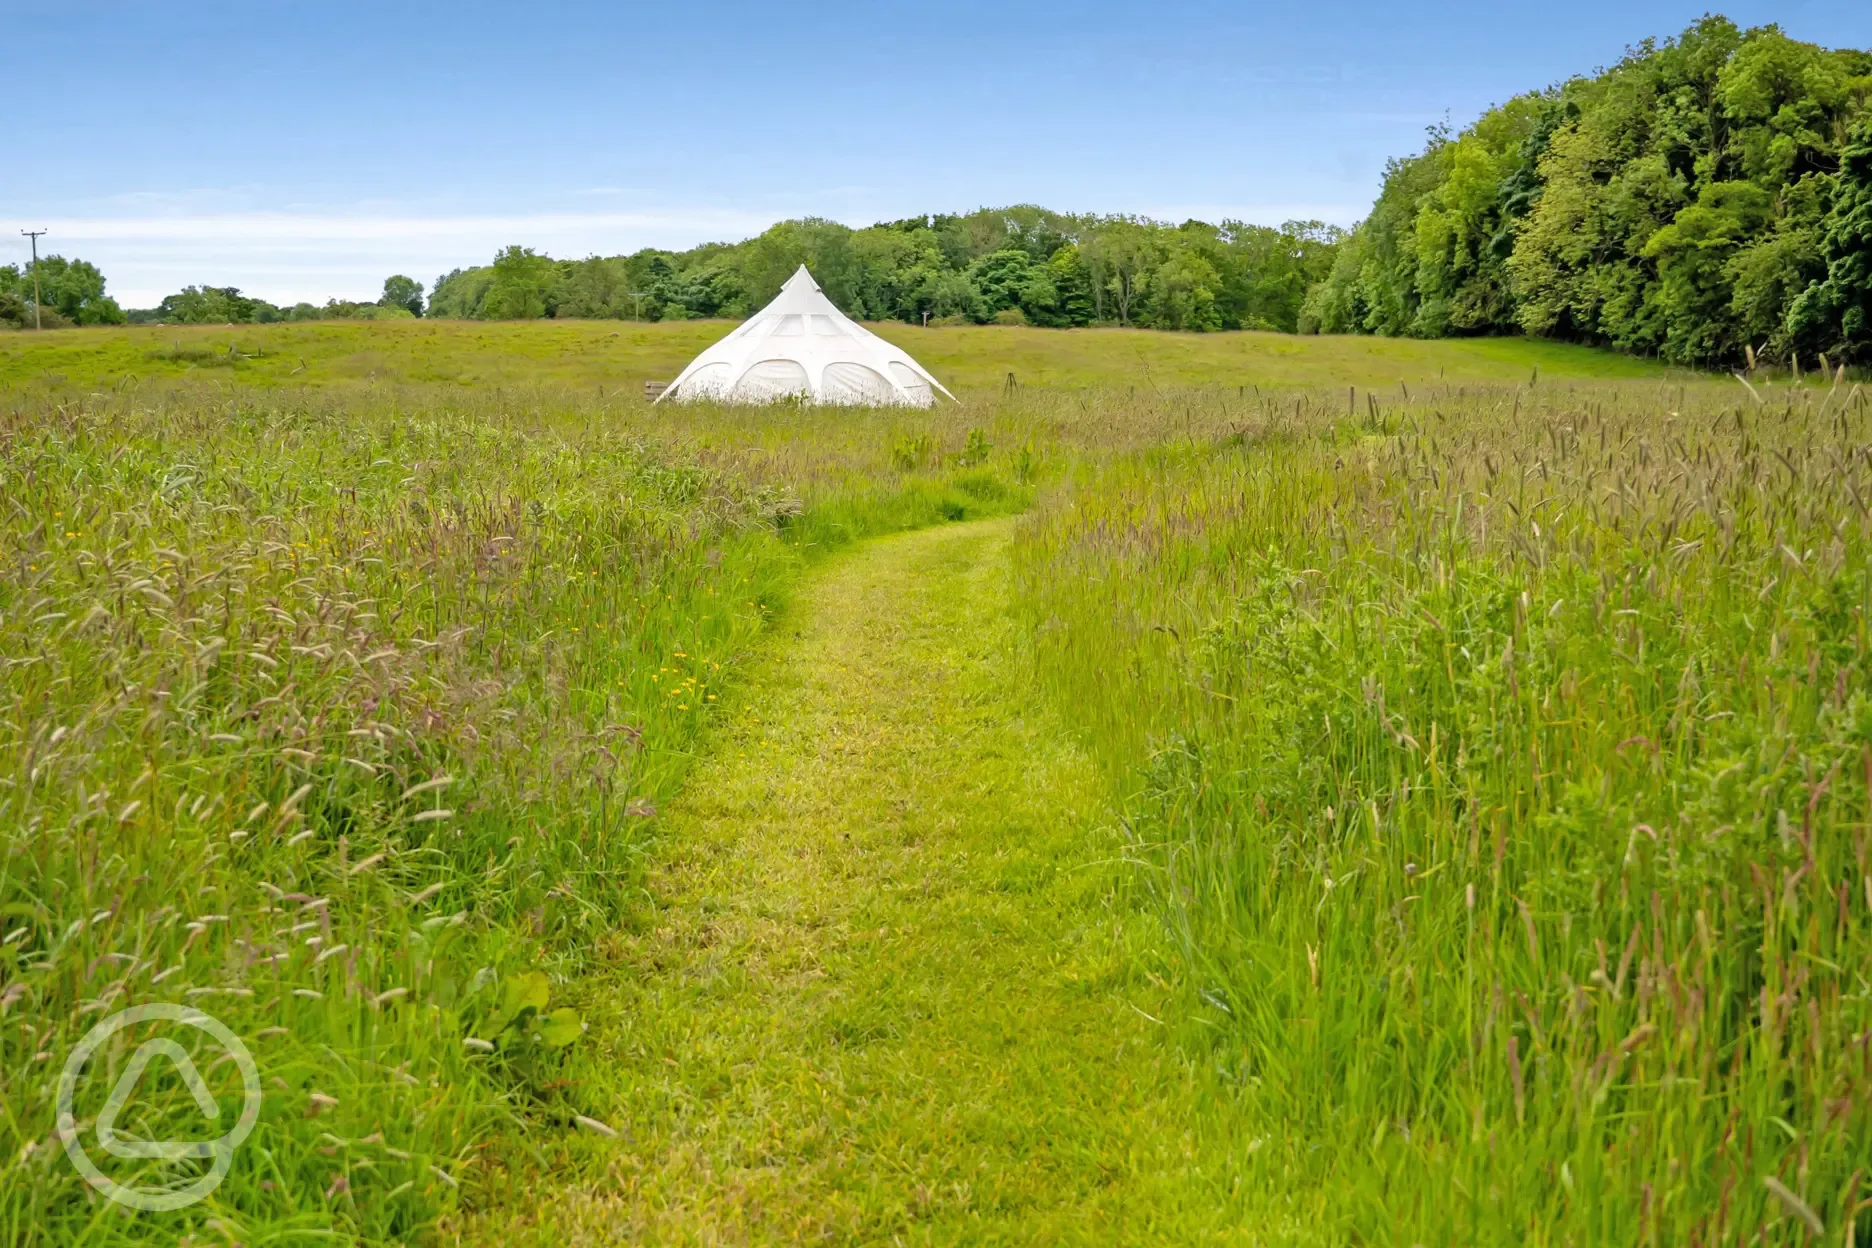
[8,360,1866,1243]
[1015,379,1872,1241]
[0,386,1024,1242]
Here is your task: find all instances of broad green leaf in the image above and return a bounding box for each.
[502,970,550,1018]
[537,1006,583,1047]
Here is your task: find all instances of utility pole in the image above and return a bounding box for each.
[20,230,47,330]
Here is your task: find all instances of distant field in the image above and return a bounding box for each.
[0,318,1673,393]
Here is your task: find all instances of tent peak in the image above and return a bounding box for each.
[656,262,955,407]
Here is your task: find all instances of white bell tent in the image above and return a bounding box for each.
[656,266,955,407]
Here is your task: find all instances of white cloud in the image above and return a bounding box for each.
[39,210,779,242]
[4,210,780,307]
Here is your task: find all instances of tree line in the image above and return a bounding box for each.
[425,210,1343,332]
[1305,16,1872,365]
[0,264,424,329]
[124,279,425,326]
[5,212,1339,335]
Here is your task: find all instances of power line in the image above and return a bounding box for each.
[20,229,47,330]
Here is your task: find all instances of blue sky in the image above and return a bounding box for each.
[9,0,1870,307]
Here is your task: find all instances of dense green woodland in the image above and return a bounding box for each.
[1308,16,1872,365]
[423,210,1341,332]
[7,16,1869,365]
[4,212,1338,336]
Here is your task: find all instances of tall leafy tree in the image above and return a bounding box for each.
[0,255,125,325]
[155,286,281,324]
[429,267,495,318]
[380,275,425,317]
[737,219,860,313]
[1080,219,1159,326]
[1044,244,1096,326]
[480,247,558,320]
[1308,17,1872,365]
[1146,247,1223,332]
[969,249,1039,319]
[1790,117,1872,362]
[1642,181,1776,363]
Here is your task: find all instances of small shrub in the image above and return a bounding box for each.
[1010,443,1037,485]
[892,433,934,471]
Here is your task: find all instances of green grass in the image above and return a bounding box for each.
[0,317,1671,394]
[4,321,1865,1244]
[0,388,1027,1243]
[459,519,1251,1243]
[1013,381,1872,1241]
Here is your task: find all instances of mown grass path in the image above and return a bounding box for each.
[477,517,1248,1244]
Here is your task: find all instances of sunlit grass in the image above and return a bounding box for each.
[5,316,1859,1243]
[0,387,1026,1242]
[1014,379,1872,1241]
[0,317,1672,394]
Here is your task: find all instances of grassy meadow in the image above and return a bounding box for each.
[3,318,1869,1244]
[1014,379,1872,1240]
[0,385,1027,1243]
[0,316,1670,394]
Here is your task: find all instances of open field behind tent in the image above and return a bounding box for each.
[3,324,1867,1244]
[0,317,1672,394]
